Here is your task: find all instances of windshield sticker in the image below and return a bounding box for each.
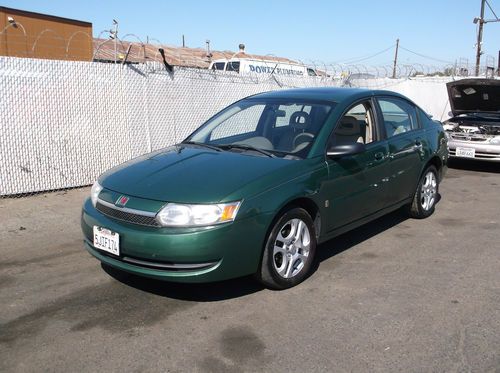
[463,87,476,95]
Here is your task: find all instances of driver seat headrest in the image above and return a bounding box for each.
[336,116,361,135]
[289,111,310,130]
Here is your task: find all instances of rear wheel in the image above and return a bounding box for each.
[257,208,317,290]
[408,165,439,219]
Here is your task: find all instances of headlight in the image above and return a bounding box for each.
[156,201,241,227]
[490,137,500,145]
[90,181,103,207]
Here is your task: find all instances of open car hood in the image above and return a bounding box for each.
[446,79,500,116]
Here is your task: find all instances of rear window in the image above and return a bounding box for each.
[377,98,419,137]
[275,104,312,127]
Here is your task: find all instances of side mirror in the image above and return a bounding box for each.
[327,142,366,158]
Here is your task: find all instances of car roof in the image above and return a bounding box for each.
[249,87,407,103]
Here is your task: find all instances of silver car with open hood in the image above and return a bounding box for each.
[444,78,500,162]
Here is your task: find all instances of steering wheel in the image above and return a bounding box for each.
[292,132,315,149]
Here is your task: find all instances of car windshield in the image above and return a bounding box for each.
[184,99,334,159]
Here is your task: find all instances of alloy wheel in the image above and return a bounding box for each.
[420,171,437,211]
[272,218,311,279]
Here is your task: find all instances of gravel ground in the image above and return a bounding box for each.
[1,159,499,372]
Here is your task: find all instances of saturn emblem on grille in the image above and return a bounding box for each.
[116,195,129,207]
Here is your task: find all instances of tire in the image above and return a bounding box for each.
[408,165,439,219]
[257,207,317,290]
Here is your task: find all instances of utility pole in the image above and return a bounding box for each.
[474,0,500,76]
[182,35,185,48]
[498,50,500,76]
[392,38,399,78]
[475,0,486,76]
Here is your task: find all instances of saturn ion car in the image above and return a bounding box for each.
[81,87,448,289]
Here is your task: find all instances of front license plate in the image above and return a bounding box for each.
[456,147,475,158]
[93,226,120,256]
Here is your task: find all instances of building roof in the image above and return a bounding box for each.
[92,38,300,68]
[0,6,92,27]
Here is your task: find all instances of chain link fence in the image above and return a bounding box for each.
[1,56,341,196]
[1,54,491,197]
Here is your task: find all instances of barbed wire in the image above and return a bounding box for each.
[1,19,499,80]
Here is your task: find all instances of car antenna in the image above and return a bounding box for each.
[158,48,174,73]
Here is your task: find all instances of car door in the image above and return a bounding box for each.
[323,99,392,233]
[375,97,425,205]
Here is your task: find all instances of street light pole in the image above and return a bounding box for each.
[475,0,486,76]
[113,20,118,64]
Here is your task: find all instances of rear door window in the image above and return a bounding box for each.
[377,98,419,138]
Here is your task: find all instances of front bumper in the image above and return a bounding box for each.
[81,198,272,283]
[448,139,500,162]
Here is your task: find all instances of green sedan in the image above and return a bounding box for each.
[81,87,448,289]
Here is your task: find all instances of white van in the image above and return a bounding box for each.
[209,58,317,77]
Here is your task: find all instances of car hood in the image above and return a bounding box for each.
[446,79,500,116]
[99,144,297,203]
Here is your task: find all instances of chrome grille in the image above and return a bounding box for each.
[96,201,160,227]
[449,133,488,142]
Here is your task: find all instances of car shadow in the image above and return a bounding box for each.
[102,263,264,302]
[104,206,416,301]
[448,158,500,173]
[311,207,409,273]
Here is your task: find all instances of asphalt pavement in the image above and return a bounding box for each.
[1,159,499,372]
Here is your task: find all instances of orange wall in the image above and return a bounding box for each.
[0,8,93,61]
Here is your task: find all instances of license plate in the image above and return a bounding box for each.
[455,147,475,158]
[93,226,120,256]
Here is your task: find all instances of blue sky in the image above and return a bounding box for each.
[3,0,500,66]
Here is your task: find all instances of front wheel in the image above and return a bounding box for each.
[257,208,317,290]
[408,165,439,219]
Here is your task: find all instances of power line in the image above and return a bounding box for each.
[334,44,395,64]
[485,0,499,20]
[398,45,454,64]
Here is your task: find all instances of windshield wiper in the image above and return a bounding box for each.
[218,144,276,158]
[181,141,222,152]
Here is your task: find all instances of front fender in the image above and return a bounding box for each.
[241,159,328,237]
